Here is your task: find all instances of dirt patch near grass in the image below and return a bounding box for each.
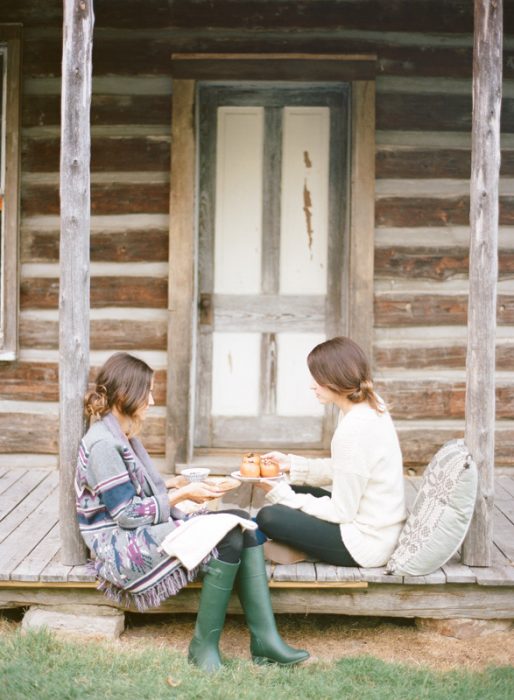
[1,609,512,671]
[121,613,514,671]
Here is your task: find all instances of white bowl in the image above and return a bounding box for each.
[181,467,210,483]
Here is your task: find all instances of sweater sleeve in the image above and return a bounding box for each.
[266,423,368,524]
[87,440,169,528]
[289,454,334,486]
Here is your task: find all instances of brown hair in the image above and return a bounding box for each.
[307,337,384,413]
[84,353,154,428]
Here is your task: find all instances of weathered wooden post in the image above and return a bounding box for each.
[462,0,502,566]
[59,0,95,564]
[166,79,196,469]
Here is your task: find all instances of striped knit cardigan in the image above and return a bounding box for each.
[75,414,211,610]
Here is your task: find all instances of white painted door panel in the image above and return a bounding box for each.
[211,332,260,416]
[280,108,330,295]
[276,332,326,416]
[196,85,348,450]
[214,108,263,294]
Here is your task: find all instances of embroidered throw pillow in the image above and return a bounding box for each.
[386,438,477,576]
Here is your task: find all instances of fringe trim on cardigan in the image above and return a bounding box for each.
[91,549,216,612]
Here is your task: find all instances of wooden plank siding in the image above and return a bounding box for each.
[3,363,514,420]
[0,0,513,470]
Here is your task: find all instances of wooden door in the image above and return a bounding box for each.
[195,84,348,451]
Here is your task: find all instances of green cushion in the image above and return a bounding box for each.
[386,439,477,577]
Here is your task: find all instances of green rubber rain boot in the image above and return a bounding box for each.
[236,545,310,666]
[188,558,239,672]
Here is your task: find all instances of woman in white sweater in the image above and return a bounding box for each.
[256,336,406,568]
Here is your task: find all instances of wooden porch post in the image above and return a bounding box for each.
[462,0,502,566]
[348,81,375,361]
[166,80,196,468]
[59,0,95,564]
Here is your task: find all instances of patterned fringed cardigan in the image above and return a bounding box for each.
[75,413,212,611]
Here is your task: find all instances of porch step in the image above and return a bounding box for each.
[22,604,125,639]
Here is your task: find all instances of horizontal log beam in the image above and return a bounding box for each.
[374,342,513,371]
[21,182,169,216]
[22,136,170,173]
[17,325,514,371]
[23,94,171,128]
[21,190,514,227]
[376,195,514,227]
[19,37,479,80]
[374,247,514,280]
[168,1,477,33]
[19,317,167,350]
[0,413,58,453]
[0,363,167,404]
[377,94,514,133]
[0,414,165,455]
[23,92,514,135]
[0,582,513,618]
[26,35,514,80]
[377,148,514,178]
[22,139,514,182]
[397,424,514,469]
[21,229,168,263]
[374,293,514,326]
[2,363,514,419]
[0,410,512,468]
[1,2,62,27]
[4,0,505,34]
[377,380,514,420]
[20,277,167,309]
[23,37,173,79]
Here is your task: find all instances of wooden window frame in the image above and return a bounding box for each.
[167,55,375,467]
[0,26,22,361]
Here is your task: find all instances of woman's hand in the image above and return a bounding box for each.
[168,482,222,506]
[262,451,292,473]
[165,475,188,489]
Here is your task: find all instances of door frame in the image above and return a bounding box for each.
[166,54,376,468]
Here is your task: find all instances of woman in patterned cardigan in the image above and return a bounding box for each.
[75,352,308,672]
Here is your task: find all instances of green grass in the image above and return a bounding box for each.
[0,628,512,700]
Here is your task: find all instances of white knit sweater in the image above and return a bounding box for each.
[265,402,407,567]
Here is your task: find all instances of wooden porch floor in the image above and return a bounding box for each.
[1,468,513,619]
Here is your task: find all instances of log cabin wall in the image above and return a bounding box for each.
[0,0,513,471]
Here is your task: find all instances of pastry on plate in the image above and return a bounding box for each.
[240,452,261,478]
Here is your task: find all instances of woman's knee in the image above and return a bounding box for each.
[256,505,283,535]
[216,526,244,563]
